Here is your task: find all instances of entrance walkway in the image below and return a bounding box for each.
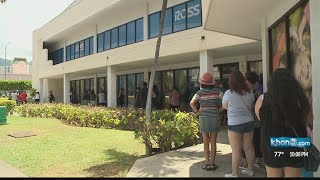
[127,128,266,178]
[0,160,27,177]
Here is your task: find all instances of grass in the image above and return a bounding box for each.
[0,116,146,177]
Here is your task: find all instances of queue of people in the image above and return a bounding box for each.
[189,69,313,178]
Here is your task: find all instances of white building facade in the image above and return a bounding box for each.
[204,0,319,176]
[33,0,262,107]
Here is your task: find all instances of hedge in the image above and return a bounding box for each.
[14,104,200,153]
[0,98,16,114]
[0,80,32,91]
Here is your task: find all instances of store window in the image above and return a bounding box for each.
[248,61,263,75]
[187,0,202,29]
[136,73,144,89]
[136,18,144,42]
[173,4,187,32]
[80,80,85,104]
[97,33,104,53]
[79,40,85,57]
[74,42,80,59]
[89,37,94,55]
[111,28,119,49]
[149,0,202,38]
[118,75,127,107]
[66,46,71,61]
[70,44,75,60]
[119,25,127,47]
[175,69,188,109]
[104,31,111,51]
[163,8,173,35]
[149,12,160,38]
[127,21,135,44]
[84,38,90,56]
[127,74,136,107]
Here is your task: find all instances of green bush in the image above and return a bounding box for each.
[14,104,200,154]
[0,99,16,114]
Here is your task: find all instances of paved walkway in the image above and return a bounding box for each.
[127,128,267,178]
[0,160,27,177]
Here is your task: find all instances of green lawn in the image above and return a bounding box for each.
[0,116,145,177]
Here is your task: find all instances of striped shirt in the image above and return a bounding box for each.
[193,88,223,117]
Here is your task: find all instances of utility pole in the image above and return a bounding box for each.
[4,42,10,80]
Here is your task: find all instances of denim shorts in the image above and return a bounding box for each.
[228,121,255,133]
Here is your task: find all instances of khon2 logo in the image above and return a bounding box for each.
[270,137,311,148]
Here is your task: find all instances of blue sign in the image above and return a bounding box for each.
[270,137,311,148]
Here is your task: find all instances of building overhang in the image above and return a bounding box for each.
[204,0,280,41]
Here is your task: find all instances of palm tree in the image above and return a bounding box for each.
[145,0,168,155]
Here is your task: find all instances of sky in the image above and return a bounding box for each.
[0,0,74,62]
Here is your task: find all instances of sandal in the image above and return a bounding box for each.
[202,164,210,171]
[209,164,219,171]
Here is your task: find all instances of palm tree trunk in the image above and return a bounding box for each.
[145,0,168,156]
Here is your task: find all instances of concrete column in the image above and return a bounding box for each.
[310,0,320,177]
[261,16,270,93]
[64,41,67,62]
[143,0,149,41]
[63,74,71,104]
[39,78,44,103]
[199,50,213,78]
[144,68,149,83]
[107,66,117,107]
[43,79,49,103]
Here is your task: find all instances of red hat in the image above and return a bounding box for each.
[199,72,215,86]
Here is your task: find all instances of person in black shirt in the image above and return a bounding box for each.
[255,69,310,177]
[118,88,125,107]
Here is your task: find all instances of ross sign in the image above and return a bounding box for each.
[174,3,200,22]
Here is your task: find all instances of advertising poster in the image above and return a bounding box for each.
[271,21,288,71]
[289,1,313,127]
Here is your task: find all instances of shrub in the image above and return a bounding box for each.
[14,104,200,154]
[0,99,16,114]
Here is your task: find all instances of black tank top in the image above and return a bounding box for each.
[259,93,307,168]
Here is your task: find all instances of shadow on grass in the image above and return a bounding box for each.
[83,149,144,177]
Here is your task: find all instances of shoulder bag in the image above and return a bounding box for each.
[292,126,320,172]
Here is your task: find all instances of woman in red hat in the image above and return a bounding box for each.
[190,72,223,171]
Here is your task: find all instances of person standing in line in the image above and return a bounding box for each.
[256,73,263,95]
[20,91,28,104]
[222,71,256,178]
[17,92,22,105]
[140,82,148,108]
[90,90,97,105]
[48,91,55,103]
[239,71,263,170]
[134,87,141,109]
[10,91,18,103]
[169,87,180,110]
[34,92,40,104]
[83,91,90,105]
[255,69,310,178]
[118,88,125,107]
[190,72,223,171]
[98,89,106,106]
[152,85,160,110]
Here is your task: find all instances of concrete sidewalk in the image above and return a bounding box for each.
[0,160,27,177]
[127,128,267,178]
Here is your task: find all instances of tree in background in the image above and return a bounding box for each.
[145,0,168,155]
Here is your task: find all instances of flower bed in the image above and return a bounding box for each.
[14,104,200,153]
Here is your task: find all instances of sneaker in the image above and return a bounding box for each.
[239,163,248,170]
[224,173,238,178]
[253,162,263,168]
[241,169,254,176]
